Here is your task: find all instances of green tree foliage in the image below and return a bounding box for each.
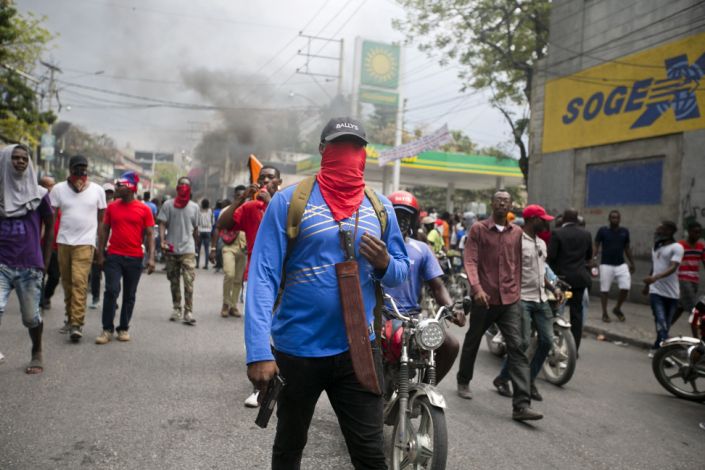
[394,0,550,182]
[154,162,179,188]
[0,1,56,145]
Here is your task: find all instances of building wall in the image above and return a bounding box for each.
[529,0,705,299]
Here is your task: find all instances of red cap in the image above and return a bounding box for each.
[523,204,554,221]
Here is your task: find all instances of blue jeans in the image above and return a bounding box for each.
[101,254,143,332]
[499,300,554,383]
[0,264,43,328]
[649,293,678,349]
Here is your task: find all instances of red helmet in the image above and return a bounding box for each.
[388,190,419,214]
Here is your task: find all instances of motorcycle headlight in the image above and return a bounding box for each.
[415,319,445,351]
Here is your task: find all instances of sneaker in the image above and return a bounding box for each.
[612,308,626,322]
[183,312,196,325]
[58,321,70,334]
[116,330,130,342]
[170,309,182,322]
[457,383,473,400]
[512,406,544,421]
[648,349,656,359]
[95,330,113,345]
[493,377,512,398]
[89,298,99,310]
[0,351,5,363]
[69,325,83,342]
[530,383,543,402]
[220,304,229,318]
[244,391,260,408]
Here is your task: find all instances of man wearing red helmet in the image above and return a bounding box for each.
[385,191,465,383]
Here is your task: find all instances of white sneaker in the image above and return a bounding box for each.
[648,349,656,359]
[244,391,260,408]
[0,351,5,363]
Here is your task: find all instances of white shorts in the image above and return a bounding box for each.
[599,264,631,292]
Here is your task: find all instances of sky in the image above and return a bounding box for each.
[16,0,514,156]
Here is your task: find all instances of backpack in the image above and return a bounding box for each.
[283,175,388,343]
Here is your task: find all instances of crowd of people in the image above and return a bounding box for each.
[1,116,704,469]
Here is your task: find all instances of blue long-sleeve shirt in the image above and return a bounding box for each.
[244,182,409,364]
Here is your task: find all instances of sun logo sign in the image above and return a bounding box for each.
[360,41,400,90]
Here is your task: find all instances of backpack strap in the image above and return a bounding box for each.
[286,175,316,240]
[363,186,387,236]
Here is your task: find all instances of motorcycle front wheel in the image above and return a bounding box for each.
[652,343,705,402]
[390,396,447,470]
[542,326,576,386]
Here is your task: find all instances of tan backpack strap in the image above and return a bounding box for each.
[364,186,388,236]
[287,175,316,240]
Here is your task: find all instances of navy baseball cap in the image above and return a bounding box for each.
[320,117,367,144]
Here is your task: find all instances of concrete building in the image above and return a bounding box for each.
[529,0,705,297]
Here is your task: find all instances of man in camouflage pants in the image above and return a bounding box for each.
[157,177,200,325]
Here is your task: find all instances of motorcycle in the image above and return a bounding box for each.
[381,294,455,470]
[483,280,577,386]
[433,250,470,306]
[652,297,705,402]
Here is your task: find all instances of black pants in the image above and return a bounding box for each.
[101,254,143,332]
[90,261,102,301]
[272,348,386,470]
[41,251,60,302]
[456,301,531,408]
[568,287,585,352]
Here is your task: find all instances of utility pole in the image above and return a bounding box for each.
[39,61,62,173]
[296,33,344,97]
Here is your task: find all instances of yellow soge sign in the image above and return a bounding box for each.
[542,31,705,154]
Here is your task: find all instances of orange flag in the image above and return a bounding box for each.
[248,154,263,185]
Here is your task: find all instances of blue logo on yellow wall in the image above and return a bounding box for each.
[562,52,705,128]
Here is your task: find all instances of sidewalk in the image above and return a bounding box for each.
[583,294,693,350]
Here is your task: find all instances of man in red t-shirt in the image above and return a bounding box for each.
[217,165,281,408]
[218,166,282,280]
[95,171,155,344]
[674,221,705,329]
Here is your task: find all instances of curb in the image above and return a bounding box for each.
[583,325,652,350]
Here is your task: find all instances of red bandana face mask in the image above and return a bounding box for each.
[174,184,191,208]
[68,175,88,192]
[316,141,367,222]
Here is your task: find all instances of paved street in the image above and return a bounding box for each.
[1,268,703,470]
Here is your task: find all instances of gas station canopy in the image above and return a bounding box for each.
[296,143,524,190]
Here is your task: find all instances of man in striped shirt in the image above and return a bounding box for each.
[674,221,705,328]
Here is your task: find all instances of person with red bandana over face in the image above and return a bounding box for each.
[50,155,107,342]
[157,177,200,325]
[95,171,155,344]
[244,117,409,470]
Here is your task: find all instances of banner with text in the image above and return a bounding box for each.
[543,31,705,153]
[378,125,453,166]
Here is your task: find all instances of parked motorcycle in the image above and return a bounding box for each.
[435,250,470,305]
[652,336,705,402]
[483,281,577,386]
[381,294,456,470]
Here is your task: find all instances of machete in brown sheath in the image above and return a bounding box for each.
[335,260,381,396]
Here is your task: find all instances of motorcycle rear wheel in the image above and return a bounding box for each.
[542,327,576,386]
[652,343,705,402]
[390,396,447,470]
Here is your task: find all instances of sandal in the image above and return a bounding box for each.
[26,354,43,375]
[612,308,626,322]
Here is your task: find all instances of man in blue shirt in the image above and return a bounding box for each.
[384,191,465,384]
[244,118,409,470]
